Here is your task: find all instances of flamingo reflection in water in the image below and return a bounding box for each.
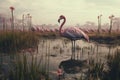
[58,15,89,60]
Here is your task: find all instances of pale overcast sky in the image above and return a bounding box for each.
[0,0,120,25]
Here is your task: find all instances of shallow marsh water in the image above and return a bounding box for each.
[0,38,120,80]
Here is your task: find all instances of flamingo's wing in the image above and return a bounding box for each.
[62,27,89,41]
[62,27,80,39]
[62,28,76,39]
[75,27,89,41]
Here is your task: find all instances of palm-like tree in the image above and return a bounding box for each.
[9,6,15,31]
[109,15,114,34]
[2,18,5,31]
[29,16,32,30]
[98,14,102,33]
[27,13,32,31]
[22,14,25,31]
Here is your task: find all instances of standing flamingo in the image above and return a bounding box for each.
[58,15,89,60]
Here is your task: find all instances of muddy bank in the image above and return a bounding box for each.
[90,35,120,45]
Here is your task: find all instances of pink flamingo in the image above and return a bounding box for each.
[58,15,89,60]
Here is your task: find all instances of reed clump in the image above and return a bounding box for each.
[0,31,39,53]
[85,50,120,80]
[104,49,120,80]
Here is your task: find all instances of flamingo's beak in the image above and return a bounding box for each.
[58,18,60,23]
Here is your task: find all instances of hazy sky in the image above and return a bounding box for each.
[0,0,120,25]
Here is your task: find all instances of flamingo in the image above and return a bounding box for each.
[58,15,89,60]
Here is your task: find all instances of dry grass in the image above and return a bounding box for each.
[0,31,39,53]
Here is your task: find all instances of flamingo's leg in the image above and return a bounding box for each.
[73,40,75,60]
[71,40,73,60]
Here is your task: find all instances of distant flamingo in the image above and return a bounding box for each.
[58,15,89,60]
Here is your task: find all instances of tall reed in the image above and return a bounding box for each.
[85,50,120,80]
[104,49,120,80]
[86,59,105,80]
[9,54,49,80]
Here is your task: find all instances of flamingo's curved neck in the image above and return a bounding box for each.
[59,17,66,35]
